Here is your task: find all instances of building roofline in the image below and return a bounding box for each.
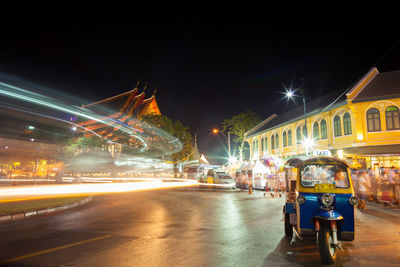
[244,114,277,138]
[246,100,347,139]
[346,67,379,100]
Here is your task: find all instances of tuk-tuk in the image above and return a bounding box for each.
[283,156,359,264]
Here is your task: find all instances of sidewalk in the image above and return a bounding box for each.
[0,196,92,224]
[364,200,400,217]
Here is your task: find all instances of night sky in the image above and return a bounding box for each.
[0,5,399,163]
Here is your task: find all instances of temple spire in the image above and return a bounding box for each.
[193,132,199,159]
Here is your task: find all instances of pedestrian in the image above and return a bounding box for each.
[394,169,400,206]
[363,169,372,201]
[357,170,368,209]
[387,167,396,207]
[248,178,253,194]
[351,169,358,196]
[380,168,393,206]
[370,170,380,202]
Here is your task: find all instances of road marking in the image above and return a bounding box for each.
[0,234,111,264]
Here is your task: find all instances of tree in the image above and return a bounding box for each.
[63,135,108,158]
[222,110,261,161]
[142,114,193,175]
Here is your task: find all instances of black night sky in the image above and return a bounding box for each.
[0,4,399,163]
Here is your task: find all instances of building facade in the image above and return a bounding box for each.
[245,67,400,172]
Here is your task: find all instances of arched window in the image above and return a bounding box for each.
[283,132,287,147]
[275,134,279,149]
[271,135,275,149]
[313,122,319,140]
[367,108,381,132]
[264,137,268,152]
[261,138,264,154]
[343,112,352,135]
[256,139,259,154]
[334,115,342,137]
[302,125,307,139]
[386,106,400,130]
[296,127,301,144]
[287,130,292,146]
[320,119,327,139]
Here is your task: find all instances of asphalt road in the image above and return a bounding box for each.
[0,189,399,267]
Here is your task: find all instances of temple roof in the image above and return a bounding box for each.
[82,86,160,118]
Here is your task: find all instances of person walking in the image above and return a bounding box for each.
[364,169,372,201]
[380,168,392,206]
[351,169,358,196]
[388,167,396,207]
[394,169,400,206]
[357,170,368,209]
[370,170,380,202]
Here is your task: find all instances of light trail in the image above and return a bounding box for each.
[0,179,198,202]
[0,80,183,157]
[0,177,237,202]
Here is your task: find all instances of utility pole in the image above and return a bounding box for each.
[228,131,231,159]
[301,78,307,139]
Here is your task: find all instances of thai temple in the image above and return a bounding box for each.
[77,84,161,158]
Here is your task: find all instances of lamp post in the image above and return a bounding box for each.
[285,79,310,155]
[285,79,307,139]
[212,128,231,160]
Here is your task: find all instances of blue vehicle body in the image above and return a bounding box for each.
[298,192,355,240]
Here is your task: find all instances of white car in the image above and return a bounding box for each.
[219,175,236,189]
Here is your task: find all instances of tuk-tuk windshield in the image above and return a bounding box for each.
[300,164,349,188]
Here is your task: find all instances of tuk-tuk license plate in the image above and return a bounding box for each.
[314,183,336,193]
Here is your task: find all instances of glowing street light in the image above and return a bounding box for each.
[303,137,314,156]
[284,78,307,139]
[286,90,294,99]
[212,128,231,160]
[303,137,314,149]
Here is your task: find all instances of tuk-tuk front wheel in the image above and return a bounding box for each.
[284,213,293,237]
[318,227,337,264]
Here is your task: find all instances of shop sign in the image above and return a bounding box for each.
[313,150,332,157]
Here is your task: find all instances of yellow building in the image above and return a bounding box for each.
[245,67,400,172]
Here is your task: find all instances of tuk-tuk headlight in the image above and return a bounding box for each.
[297,195,306,204]
[321,194,333,206]
[349,196,359,206]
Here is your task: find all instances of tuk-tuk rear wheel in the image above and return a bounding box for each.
[318,227,337,264]
[284,213,293,237]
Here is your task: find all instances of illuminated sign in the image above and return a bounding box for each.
[312,150,332,156]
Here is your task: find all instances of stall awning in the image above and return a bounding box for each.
[236,161,249,172]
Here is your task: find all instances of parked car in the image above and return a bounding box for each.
[219,175,236,189]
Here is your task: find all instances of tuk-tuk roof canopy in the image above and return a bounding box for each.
[284,158,305,168]
[299,156,349,168]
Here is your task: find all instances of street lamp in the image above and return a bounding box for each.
[212,128,231,160]
[303,137,314,155]
[284,78,307,139]
[285,79,312,155]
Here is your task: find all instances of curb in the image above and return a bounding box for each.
[0,196,92,224]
